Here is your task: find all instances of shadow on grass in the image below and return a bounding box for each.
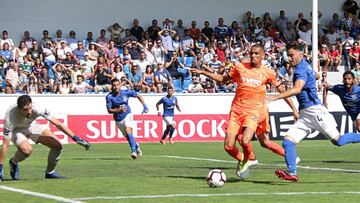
[306,160,360,164]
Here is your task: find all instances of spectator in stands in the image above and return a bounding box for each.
[318,44,331,72]
[61,52,77,69]
[67,62,82,84]
[72,75,92,94]
[152,39,166,64]
[83,32,94,50]
[262,12,274,29]
[182,29,196,57]
[188,73,203,93]
[349,41,360,68]
[0,31,14,50]
[158,29,176,55]
[329,44,342,71]
[201,77,216,93]
[134,51,149,73]
[52,63,66,93]
[155,62,172,93]
[26,76,38,94]
[165,52,186,83]
[54,29,65,44]
[96,29,109,47]
[88,43,99,62]
[93,60,111,93]
[15,41,28,64]
[0,42,14,63]
[317,71,327,92]
[37,67,52,93]
[275,10,289,34]
[67,31,78,51]
[141,65,157,93]
[207,54,222,73]
[296,20,312,49]
[55,41,69,61]
[20,56,32,75]
[100,40,118,61]
[56,77,72,94]
[80,52,95,79]
[72,41,87,62]
[351,61,360,83]
[162,18,174,30]
[22,31,35,49]
[283,65,294,90]
[214,18,229,41]
[130,19,144,41]
[282,21,297,44]
[326,26,340,46]
[32,57,45,77]
[194,33,209,54]
[5,62,19,94]
[214,40,226,63]
[189,20,201,40]
[342,11,353,29]
[108,23,124,45]
[127,65,142,92]
[173,19,186,38]
[294,12,310,28]
[342,29,355,70]
[329,13,342,31]
[42,41,57,77]
[201,21,214,39]
[27,40,43,62]
[40,30,53,48]
[112,64,125,80]
[343,0,359,18]
[121,29,137,46]
[350,19,360,39]
[143,41,156,65]
[148,19,161,42]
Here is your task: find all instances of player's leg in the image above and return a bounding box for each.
[161,125,171,144]
[258,133,285,157]
[0,139,10,181]
[36,129,64,179]
[122,114,142,159]
[240,116,258,163]
[224,113,242,161]
[236,133,256,161]
[168,118,176,144]
[355,118,360,132]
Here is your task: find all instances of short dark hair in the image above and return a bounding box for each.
[111,78,120,84]
[17,95,32,109]
[286,42,302,51]
[251,44,265,51]
[343,70,355,79]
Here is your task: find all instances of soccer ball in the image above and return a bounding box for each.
[207,169,226,188]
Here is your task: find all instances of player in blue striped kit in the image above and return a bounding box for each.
[323,70,360,132]
[156,87,181,144]
[106,78,149,159]
[267,43,360,182]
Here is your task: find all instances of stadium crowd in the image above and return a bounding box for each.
[1,2,360,94]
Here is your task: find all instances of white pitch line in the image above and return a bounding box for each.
[74,191,360,200]
[0,186,85,203]
[161,155,360,173]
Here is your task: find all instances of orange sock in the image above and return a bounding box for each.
[265,141,285,157]
[224,146,243,161]
[237,136,256,160]
[241,143,253,162]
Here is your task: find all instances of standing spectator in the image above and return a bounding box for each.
[214,18,229,41]
[27,40,43,62]
[108,23,124,45]
[342,29,355,70]
[201,21,214,39]
[42,41,57,75]
[173,19,186,38]
[22,31,35,49]
[148,19,161,42]
[275,10,289,34]
[0,31,14,50]
[67,31,78,51]
[130,19,144,41]
[96,29,109,47]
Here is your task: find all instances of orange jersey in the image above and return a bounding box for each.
[228,63,279,115]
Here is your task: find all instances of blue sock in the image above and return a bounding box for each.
[282,139,297,175]
[162,126,171,140]
[169,127,175,138]
[336,133,360,146]
[126,134,137,153]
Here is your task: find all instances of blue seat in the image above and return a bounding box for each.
[172,79,182,93]
[182,79,191,91]
[178,57,185,65]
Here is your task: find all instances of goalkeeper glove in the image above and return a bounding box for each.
[72,135,91,151]
[142,104,149,114]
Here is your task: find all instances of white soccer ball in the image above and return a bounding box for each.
[207,169,226,188]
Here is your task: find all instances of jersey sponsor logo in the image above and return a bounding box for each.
[240,77,262,86]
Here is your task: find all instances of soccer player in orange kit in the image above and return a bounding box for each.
[191,44,298,178]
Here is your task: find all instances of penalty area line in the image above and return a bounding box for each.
[160,155,360,173]
[74,191,360,200]
[0,186,85,203]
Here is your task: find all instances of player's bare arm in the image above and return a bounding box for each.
[190,68,231,83]
[268,79,305,102]
[276,84,299,120]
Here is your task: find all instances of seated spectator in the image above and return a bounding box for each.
[32,58,45,77]
[5,63,19,94]
[182,30,196,57]
[57,77,72,94]
[201,20,214,39]
[0,74,3,92]
[147,19,161,42]
[37,67,52,93]
[351,62,360,84]
[130,19,144,41]
[121,29,137,46]
[127,41,142,62]
[0,30,15,50]
[96,29,109,47]
[208,54,222,73]
[120,48,132,64]
[112,64,125,80]
[17,67,27,93]
[42,41,57,73]
[15,41,28,64]
[162,18,174,30]
[20,56,32,75]
[72,41,87,62]
[88,43,99,62]
[66,62,82,84]
[318,44,330,72]
[0,42,14,63]
[189,20,201,40]
[93,62,112,92]
[174,19,187,38]
[40,30,53,48]
[72,75,93,94]
[83,32,94,50]
[349,41,360,68]
[134,51,150,73]
[26,76,38,94]
[165,52,186,83]
[328,44,342,71]
[141,65,157,93]
[54,29,66,44]
[56,41,72,62]
[152,39,166,64]
[158,29,176,54]
[201,78,216,93]
[79,52,95,80]
[67,30,79,50]
[61,52,77,68]
[154,63,172,93]
[214,18,229,41]
[52,63,67,93]
[283,66,294,90]
[22,31,35,49]
[127,65,142,92]
[188,73,204,93]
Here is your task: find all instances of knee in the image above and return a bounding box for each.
[282,139,296,148]
[21,147,33,157]
[224,145,234,151]
[52,143,63,151]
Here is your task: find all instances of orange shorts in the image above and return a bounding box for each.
[228,110,260,136]
[256,110,270,136]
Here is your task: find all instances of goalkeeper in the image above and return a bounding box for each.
[0,95,90,180]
